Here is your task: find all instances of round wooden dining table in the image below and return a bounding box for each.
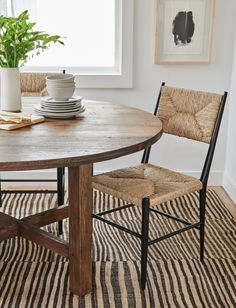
[0,99,162,296]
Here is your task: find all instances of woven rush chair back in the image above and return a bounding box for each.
[20,72,61,96]
[20,73,48,96]
[158,86,222,144]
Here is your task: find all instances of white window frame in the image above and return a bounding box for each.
[21,0,134,89]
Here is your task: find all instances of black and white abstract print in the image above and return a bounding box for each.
[172,11,195,46]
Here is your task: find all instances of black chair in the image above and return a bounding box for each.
[92,82,227,289]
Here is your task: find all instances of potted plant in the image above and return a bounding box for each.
[0,10,64,111]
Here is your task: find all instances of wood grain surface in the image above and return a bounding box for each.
[68,164,93,295]
[0,99,163,171]
[0,114,44,131]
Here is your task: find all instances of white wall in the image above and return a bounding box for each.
[2,0,236,193]
[75,0,236,185]
[224,23,236,202]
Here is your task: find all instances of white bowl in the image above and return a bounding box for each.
[46,81,75,88]
[46,74,75,82]
[47,85,75,101]
[46,78,75,84]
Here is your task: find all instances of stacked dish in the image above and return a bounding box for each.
[46,74,75,101]
[34,96,85,119]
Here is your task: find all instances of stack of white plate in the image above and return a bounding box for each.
[34,96,85,119]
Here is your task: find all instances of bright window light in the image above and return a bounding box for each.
[3,0,119,72]
[1,0,133,88]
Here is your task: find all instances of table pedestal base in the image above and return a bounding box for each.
[0,164,93,297]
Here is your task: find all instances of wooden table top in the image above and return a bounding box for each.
[0,99,162,171]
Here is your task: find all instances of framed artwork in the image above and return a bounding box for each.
[155,0,215,63]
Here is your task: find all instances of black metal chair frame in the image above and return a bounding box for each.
[92,82,228,289]
[0,167,65,235]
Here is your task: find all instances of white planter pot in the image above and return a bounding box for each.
[0,67,22,112]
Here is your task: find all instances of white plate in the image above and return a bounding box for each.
[35,104,85,114]
[40,107,84,113]
[41,96,82,103]
[40,106,84,113]
[41,102,81,108]
[34,105,85,118]
[41,101,81,107]
[34,110,85,119]
[41,102,82,110]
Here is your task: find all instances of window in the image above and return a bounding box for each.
[1,0,133,88]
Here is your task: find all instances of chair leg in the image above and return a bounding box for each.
[57,167,65,235]
[199,188,206,262]
[0,176,2,208]
[141,198,150,290]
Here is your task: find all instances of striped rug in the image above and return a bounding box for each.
[0,188,235,307]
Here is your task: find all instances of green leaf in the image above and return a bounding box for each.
[0,10,65,67]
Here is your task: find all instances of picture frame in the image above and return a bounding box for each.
[155,0,215,63]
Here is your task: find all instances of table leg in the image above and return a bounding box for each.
[68,164,93,296]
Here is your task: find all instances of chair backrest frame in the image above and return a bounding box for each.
[141,82,165,164]
[141,82,227,187]
[200,92,227,187]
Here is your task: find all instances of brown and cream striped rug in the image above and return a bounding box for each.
[0,188,235,307]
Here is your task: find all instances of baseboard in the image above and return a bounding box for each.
[0,169,223,186]
[223,173,236,204]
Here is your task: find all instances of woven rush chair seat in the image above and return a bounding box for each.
[92,82,228,290]
[93,164,202,207]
